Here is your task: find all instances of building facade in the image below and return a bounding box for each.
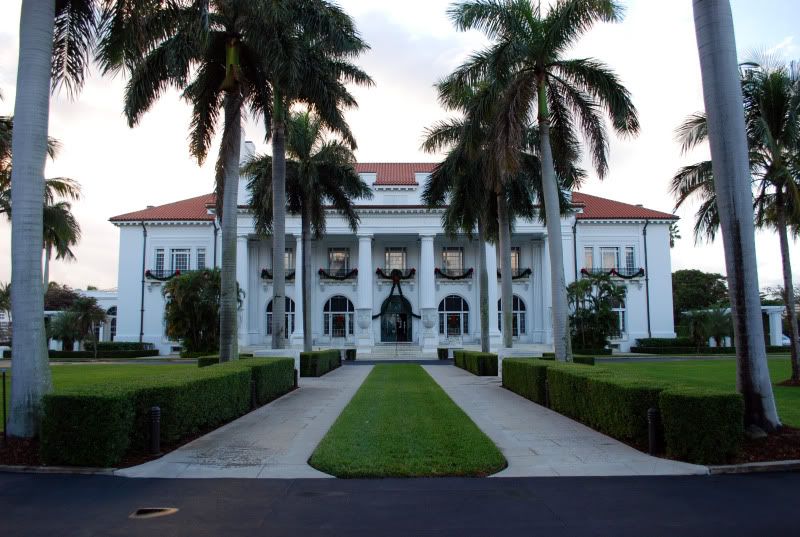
[110,155,679,355]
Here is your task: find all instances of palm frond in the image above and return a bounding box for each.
[52,0,98,96]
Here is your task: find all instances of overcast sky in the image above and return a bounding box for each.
[0,0,799,291]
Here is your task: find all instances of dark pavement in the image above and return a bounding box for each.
[1,471,797,536]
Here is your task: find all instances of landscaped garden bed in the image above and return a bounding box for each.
[309,364,506,477]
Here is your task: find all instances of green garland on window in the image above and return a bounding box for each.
[261,268,296,281]
[435,267,474,280]
[318,268,358,280]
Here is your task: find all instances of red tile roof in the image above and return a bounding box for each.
[355,162,437,185]
[109,193,215,222]
[572,192,676,221]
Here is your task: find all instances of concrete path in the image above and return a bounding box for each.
[423,365,708,477]
[117,365,373,479]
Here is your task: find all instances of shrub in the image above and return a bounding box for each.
[659,387,743,464]
[540,353,555,361]
[635,337,694,348]
[345,349,357,361]
[455,351,498,376]
[437,347,449,360]
[572,356,595,365]
[197,356,219,368]
[214,358,294,405]
[86,342,155,352]
[300,349,341,377]
[50,349,160,359]
[630,345,790,355]
[502,359,549,405]
[573,348,611,356]
[453,350,465,368]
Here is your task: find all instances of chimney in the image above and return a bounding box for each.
[146,205,155,209]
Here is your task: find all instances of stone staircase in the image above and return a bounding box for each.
[359,344,434,361]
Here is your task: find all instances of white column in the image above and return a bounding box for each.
[356,234,374,350]
[768,309,783,347]
[419,234,437,352]
[290,235,304,346]
[541,235,553,345]
[485,241,501,350]
[236,236,249,347]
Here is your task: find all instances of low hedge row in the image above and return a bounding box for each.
[501,360,743,464]
[86,342,155,352]
[40,358,294,467]
[572,348,612,356]
[635,337,695,348]
[300,349,341,377]
[630,345,789,355]
[540,353,597,363]
[2,349,160,359]
[453,350,498,376]
[197,356,219,368]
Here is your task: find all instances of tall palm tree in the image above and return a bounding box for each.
[244,110,372,352]
[422,80,581,352]
[672,58,800,384]
[42,200,82,291]
[446,0,639,360]
[691,0,780,431]
[69,296,107,359]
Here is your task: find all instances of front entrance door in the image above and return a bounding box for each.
[379,295,413,342]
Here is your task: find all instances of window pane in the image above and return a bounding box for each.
[583,247,593,269]
[625,247,635,271]
[385,248,406,270]
[171,249,190,272]
[284,248,294,270]
[511,247,520,271]
[155,249,165,273]
[600,247,619,270]
[442,247,463,271]
[197,248,206,270]
[328,248,349,271]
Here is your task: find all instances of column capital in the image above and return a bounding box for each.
[419,233,435,241]
[357,233,373,240]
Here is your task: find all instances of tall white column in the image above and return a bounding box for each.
[541,235,553,345]
[356,234,374,350]
[485,241,501,350]
[291,235,304,346]
[236,236,249,347]
[419,234,437,352]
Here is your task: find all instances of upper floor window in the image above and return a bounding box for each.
[197,248,206,270]
[583,247,593,269]
[171,248,190,272]
[328,248,350,272]
[511,247,521,273]
[284,248,294,270]
[624,246,635,272]
[441,247,464,272]
[155,248,165,274]
[600,247,619,270]
[385,247,406,270]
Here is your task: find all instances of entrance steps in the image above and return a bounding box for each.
[359,344,434,361]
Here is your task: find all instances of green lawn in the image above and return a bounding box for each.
[604,358,800,427]
[1,364,194,433]
[309,364,506,478]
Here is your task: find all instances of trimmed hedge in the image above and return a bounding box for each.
[502,359,549,405]
[86,342,155,352]
[573,356,595,366]
[197,356,219,368]
[300,349,341,377]
[573,348,612,356]
[659,387,743,464]
[3,349,161,359]
[635,337,694,348]
[453,350,498,376]
[437,347,449,360]
[40,358,295,467]
[631,345,790,355]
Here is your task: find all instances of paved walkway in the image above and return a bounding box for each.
[423,365,708,477]
[117,365,373,479]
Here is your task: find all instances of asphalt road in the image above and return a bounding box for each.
[1,471,797,536]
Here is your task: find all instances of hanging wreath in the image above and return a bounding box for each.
[145,269,180,282]
[375,268,416,280]
[318,268,358,280]
[261,268,296,281]
[435,267,474,280]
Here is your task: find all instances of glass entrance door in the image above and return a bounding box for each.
[381,313,411,342]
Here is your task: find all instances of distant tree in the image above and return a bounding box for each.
[86,285,98,291]
[43,283,79,311]
[0,282,9,316]
[672,270,728,322]
[48,311,82,351]
[669,222,681,248]
[69,297,107,359]
[567,273,627,353]
[163,269,241,354]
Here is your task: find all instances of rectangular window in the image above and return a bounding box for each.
[328,248,350,273]
[284,248,294,270]
[611,297,626,337]
[441,247,464,273]
[155,248,165,275]
[385,247,406,270]
[197,248,206,270]
[583,247,594,269]
[170,248,190,272]
[625,246,635,272]
[600,247,619,270]
[511,247,521,275]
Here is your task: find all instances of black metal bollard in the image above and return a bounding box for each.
[647,407,662,455]
[150,406,161,455]
[294,369,298,389]
[251,379,258,410]
[2,370,6,445]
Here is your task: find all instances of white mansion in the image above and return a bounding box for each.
[110,145,679,355]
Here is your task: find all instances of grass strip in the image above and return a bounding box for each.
[309,364,506,478]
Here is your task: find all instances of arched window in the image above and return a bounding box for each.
[438,295,469,336]
[107,306,117,341]
[324,295,355,337]
[267,297,295,337]
[498,295,526,337]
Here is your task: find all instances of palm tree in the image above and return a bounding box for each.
[69,297,107,359]
[244,111,372,352]
[422,80,582,352]
[672,59,800,385]
[42,200,82,291]
[691,0,780,430]
[446,0,639,360]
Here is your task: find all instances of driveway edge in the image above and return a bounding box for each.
[709,459,800,475]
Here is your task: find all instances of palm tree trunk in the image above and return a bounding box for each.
[218,94,242,362]
[497,190,513,349]
[693,0,780,430]
[537,80,572,362]
[775,191,800,381]
[478,217,490,353]
[43,244,51,292]
[7,0,55,438]
[301,204,312,352]
[271,93,287,349]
